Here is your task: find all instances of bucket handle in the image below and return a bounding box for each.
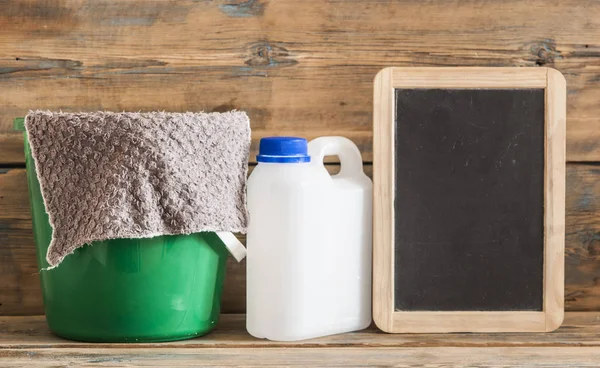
[216,232,246,262]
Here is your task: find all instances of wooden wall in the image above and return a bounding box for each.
[0,0,599,315]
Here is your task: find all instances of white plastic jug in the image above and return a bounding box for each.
[246,136,372,341]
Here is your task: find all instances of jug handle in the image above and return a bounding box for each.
[307,136,365,178]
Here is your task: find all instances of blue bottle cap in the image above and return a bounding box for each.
[256,137,311,163]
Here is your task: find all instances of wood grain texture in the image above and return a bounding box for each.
[372,68,394,332]
[1,0,600,163]
[565,164,600,311]
[2,164,600,315]
[3,347,600,368]
[390,67,548,88]
[1,313,599,348]
[390,312,547,334]
[1,313,600,367]
[545,68,567,331]
[0,169,41,316]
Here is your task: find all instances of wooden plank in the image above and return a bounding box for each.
[565,164,600,310]
[1,314,600,367]
[0,134,25,165]
[372,68,394,332]
[2,347,600,368]
[0,313,599,348]
[390,67,548,88]
[2,163,600,315]
[390,312,547,334]
[0,169,41,316]
[1,1,600,162]
[545,68,567,331]
[7,314,600,367]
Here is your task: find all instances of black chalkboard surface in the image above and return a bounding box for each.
[394,89,544,312]
[373,67,566,333]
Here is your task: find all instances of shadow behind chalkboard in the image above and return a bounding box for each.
[394,89,545,312]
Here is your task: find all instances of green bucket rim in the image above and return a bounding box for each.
[14,117,25,132]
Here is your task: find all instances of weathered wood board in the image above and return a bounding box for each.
[2,312,599,347]
[3,347,600,368]
[1,164,599,315]
[1,0,600,164]
[0,313,599,367]
[565,164,600,310]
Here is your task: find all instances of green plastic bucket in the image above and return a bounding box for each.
[15,117,230,342]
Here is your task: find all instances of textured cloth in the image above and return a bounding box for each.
[25,111,250,267]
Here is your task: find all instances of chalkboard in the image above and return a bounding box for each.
[373,68,566,333]
[394,88,544,312]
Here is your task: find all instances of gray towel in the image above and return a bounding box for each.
[25,110,250,267]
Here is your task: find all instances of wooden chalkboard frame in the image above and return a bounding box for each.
[372,67,566,333]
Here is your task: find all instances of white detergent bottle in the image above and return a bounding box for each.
[246,136,372,341]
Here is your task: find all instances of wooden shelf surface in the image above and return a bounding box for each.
[1,313,600,367]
